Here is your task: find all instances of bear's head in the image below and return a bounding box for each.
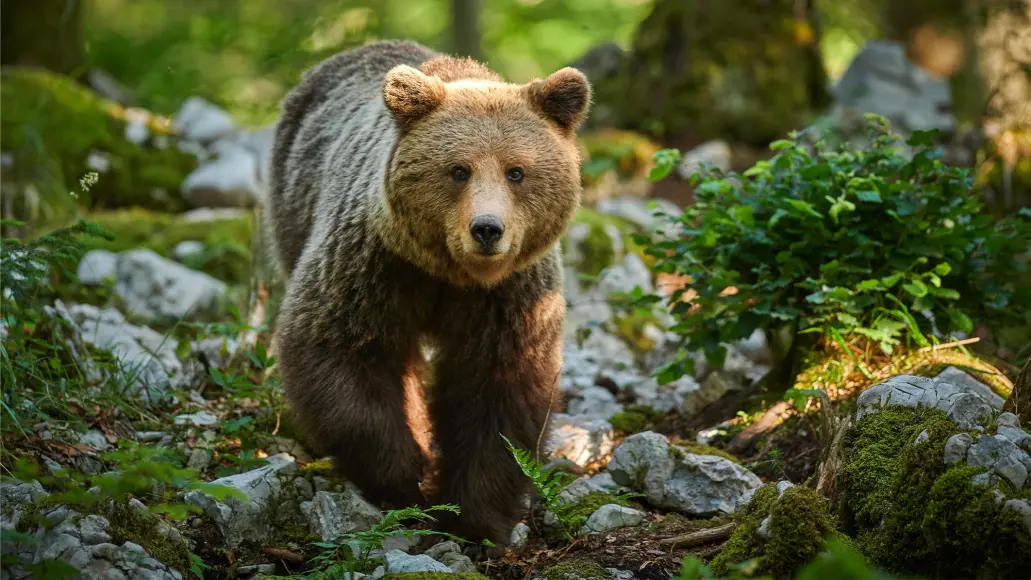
[380,56,591,288]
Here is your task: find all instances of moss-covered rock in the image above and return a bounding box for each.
[67,208,253,286]
[0,69,197,228]
[609,404,666,435]
[107,501,191,576]
[710,483,842,579]
[538,559,611,580]
[837,405,1031,578]
[675,441,741,465]
[557,491,638,532]
[382,574,489,580]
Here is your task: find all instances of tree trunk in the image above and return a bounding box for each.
[588,0,830,148]
[1,0,85,78]
[451,0,482,61]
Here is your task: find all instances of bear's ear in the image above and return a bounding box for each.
[525,67,592,133]
[383,65,447,130]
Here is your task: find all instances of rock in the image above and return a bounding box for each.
[993,455,1028,489]
[1002,499,1031,534]
[174,97,235,143]
[423,541,476,573]
[237,564,277,576]
[607,431,761,515]
[581,504,645,533]
[557,474,622,505]
[77,250,118,285]
[594,196,681,231]
[182,146,261,208]
[998,426,1031,452]
[184,454,297,548]
[943,433,973,465]
[832,40,954,136]
[186,449,211,471]
[510,522,531,551]
[178,207,249,223]
[856,375,994,429]
[79,430,112,451]
[307,486,382,542]
[44,301,190,403]
[135,432,166,443]
[682,371,744,417]
[934,366,1005,410]
[595,253,653,297]
[114,249,227,322]
[997,412,1020,428]
[172,241,204,261]
[382,549,451,574]
[631,375,700,414]
[174,412,218,428]
[567,386,624,420]
[548,413,616,466]
[192,336,239,371]
[561,333,640,393]
[915,429,930,445]
[678,140,732,179]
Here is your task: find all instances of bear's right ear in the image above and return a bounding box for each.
[383,65,447,131]
[524,67,591,134]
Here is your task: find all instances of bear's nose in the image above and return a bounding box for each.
[470,215,505,250]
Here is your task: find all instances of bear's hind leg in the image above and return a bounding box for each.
[278,332,432,509]
[428,287,564,547]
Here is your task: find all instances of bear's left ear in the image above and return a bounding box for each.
[383,65,447,131]
[525,67,592,133]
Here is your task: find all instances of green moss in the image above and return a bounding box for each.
[108,502,191,576]
[609,404,665,435]
[612,311,666,355]
[557,491,637,532]
[676,441,741,464]
[838,405,1031,577]
[300,458,336,478]
[539,559,610,580]
[59,207,253,286]
[1,69,197,227]
[711,484,840,579]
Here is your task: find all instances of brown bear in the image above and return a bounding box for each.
[265,39,590,549]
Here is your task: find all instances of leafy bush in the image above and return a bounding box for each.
[635,115,1031,384]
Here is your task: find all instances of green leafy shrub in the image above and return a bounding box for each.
[636,116,1031,384]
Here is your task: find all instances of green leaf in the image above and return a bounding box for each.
[933,262,952,276]
[768,208,790,229]
[902,280,929,298]
[856,190,882,203]
[769,139,794,151]
[857,279,880,291]
[947,309,974,333]
[880,273,902,288]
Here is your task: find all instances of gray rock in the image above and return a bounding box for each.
[915,429,930,445]
[558,474,622,505]
[174,97,235,143]
[184,454,297,548]
[662,453,763,515]
[594,196,682,231]
[77,250,118,286]
[945,393,995,431]
[994,455,1029,489]
[595,253,653,297]
[79,430,112,452]
[678,140,732,179]
[833,40,954,136]
[567,386,624,420]
[548,413,616,467]
[172,241,205,261]
[944,433,974,465]
[114,249,227,322]
[186,449,211,471]
[997,412,1020,428]
[135,432,167,443]
[967,435,1019,469]
[683,371,745,416]
[424,541,476,573]
[307,486,382,542]
[934,366,1005,410]
[182,146,261,208]
[44,301,189,403]
[174,412,218,428]
[382,549,451,574]
[998,426,1031,452]
[581,504,645,533]
[607,432,674,506]
[79,515,112,545]
[510,522,531,551]
[856,374,993,429]
[631,375,699,414]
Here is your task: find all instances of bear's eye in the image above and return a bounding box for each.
[449,165,471,183]
[506,167,524,183]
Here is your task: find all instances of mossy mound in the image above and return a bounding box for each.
[538,559,610,580]
[710,483,842,579]
[0,69,197,228]
[67,208,253,286]
[579,129,661,204]
[609,404,666,435]
[837,405,1031,578]
[557,491,638,532]
[106,502,191,576]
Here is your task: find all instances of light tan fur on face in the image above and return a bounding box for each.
[379,62,591,288]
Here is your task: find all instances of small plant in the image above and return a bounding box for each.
[503,435,573,534]
[306,504,463,576]
[634,116,1031,386]
[680,536,899,580]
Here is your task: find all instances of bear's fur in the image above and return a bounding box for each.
[266,40,590,547]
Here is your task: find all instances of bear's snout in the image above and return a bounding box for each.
[470,214,505,255]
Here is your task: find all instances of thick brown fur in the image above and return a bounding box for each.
[266,40,590,548]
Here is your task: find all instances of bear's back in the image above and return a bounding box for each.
[267,40,438,276]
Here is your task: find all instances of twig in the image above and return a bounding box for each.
[262,546,304,564]
[918,337,980,352]
[659,522,737,549]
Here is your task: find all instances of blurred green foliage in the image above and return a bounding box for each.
[83,0,652,125]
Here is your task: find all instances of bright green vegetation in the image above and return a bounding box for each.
[634,116,1031,387]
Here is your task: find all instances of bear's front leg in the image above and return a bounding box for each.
[429,285,565,548]
[277,311,432,510]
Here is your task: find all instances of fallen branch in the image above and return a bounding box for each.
[262,546,304,565]
[918,336,980,352]
[726,401,793,455]
[659,522,737,549]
